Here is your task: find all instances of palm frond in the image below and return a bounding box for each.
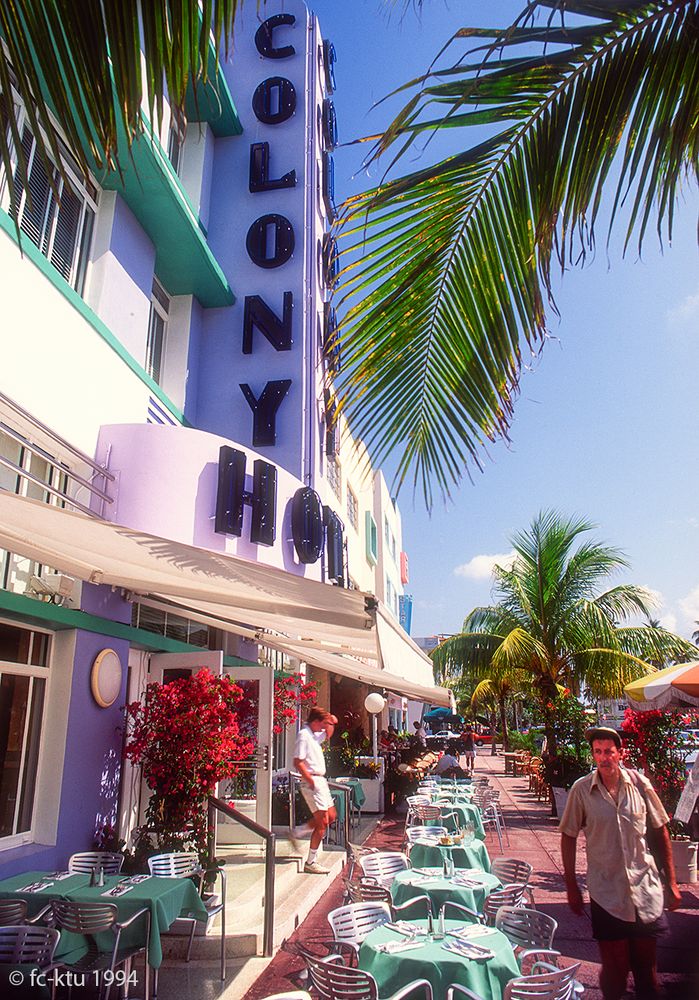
[336,1,699,505]
[0,1,245,227]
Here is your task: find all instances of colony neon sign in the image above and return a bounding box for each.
[239,13,299,447]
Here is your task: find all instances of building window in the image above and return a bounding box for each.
[0,620,50,842]
[384,516,397,563]
[386,577,399,617]
[365,512,378,567]
[0,428,71,595]
[326,455,342,500]
[347,488,359,532]
[146,279,170,384]
[131,602,210,648]
[167,108,187,175]
[0,103,97,294]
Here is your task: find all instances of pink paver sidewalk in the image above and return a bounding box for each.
[244,751,699,999]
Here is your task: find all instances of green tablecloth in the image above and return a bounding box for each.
[392,868,501,916]
[408,838,491,873]
[0,872,208,968]
[429,803,484,839]
[359,918,520,1000]
[336,777,367,808]
[0,871,92,920]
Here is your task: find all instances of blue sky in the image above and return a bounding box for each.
[309,1,699,641]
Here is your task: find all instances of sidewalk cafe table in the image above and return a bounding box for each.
[0,871,208,968]
[359,919,520,1000]
[391,868,501,915]
[503,753,518,776]
[408,839,491,873]
[432,803,484,839]
[336,776,367,810]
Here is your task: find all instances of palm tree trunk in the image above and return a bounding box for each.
[499,696,509,752]
[489,708,497,756]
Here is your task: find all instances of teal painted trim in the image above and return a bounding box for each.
[185,67,242,138]
[0,590,253,665]
[96,121,235,307]
[0,210,187,426]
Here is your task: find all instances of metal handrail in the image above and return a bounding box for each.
[289,772,351,855]
[207,795,275,957]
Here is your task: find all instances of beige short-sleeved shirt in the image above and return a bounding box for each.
[559,766,669,923]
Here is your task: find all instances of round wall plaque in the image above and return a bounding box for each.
[90,648,123,708]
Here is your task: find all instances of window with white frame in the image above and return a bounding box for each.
[146,278,170,384]
[0,91,97,294]
[0,620,50,843]
[0,428,70,595]
[326,455,342,500]
[384,516,397,563]
[166,108,187,175]
[346,487,359,531]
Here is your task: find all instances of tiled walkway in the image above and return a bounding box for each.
[244,751,699,999]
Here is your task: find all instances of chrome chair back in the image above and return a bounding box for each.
[0,924,59,965]
[68,851,124,875]
[359,851,409,888]
[0,899,28,926]
[504,962,581,1000]
[491,858,533,886]
[327,902,390,951]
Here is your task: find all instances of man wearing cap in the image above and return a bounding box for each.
[559,726,681,999]
[291,708,337,874]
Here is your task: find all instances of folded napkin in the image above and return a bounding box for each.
[125,874,151,884]
[458,867,484,875]
[48,871,73,881]
[378,940,425,954]
[101,883,134,898]
[452,925,495,940]
[410,867,442,876]
[452,876,485,888]
[443,939,495,960]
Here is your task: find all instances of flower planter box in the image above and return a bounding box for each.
[671,839,698,883]
[217,798,259,844]
[357,777,383,813]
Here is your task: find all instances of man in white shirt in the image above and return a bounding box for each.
[434,752,465,777]
[292,708,337,874]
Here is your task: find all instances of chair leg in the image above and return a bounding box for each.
[186,917,197,962]
[152,967,159,1000]
[220,903,226,981]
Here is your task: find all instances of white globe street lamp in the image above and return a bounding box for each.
[364,692,386,759]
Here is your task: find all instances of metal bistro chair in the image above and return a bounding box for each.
[147,851,226,989]
[359,851,409,889]
[342,879,433,923]
[405,825,447,852]
[406,795,431,827]
[491,858,533,903]
[0,925,60,999]
[68,851,125,875]
[346,843,380,884]
[495,906,560,973]
[306,953,434,1000]
[326,902,391,956]
[50,899,150,1000]
[440,883,527,928]
[446,961,581,1000]
[0,898,52,926]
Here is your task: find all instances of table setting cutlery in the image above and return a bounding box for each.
[19,880,54,893]
[101,882,134,898]
[124,874,151,884]
[450,925,495,940]
[384,921,422,936]
[411,867,442,875]
[377,939,426,954]
[442,939,495,960]
[48,871,73,881]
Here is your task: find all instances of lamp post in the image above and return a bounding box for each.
[364,691,386,761]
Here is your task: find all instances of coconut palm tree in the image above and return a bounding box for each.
[470,676,520,754]
[0,1,245,222]
[431,510,697,754]
[337,1,699,506]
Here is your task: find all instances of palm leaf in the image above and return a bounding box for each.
[336,1,699,506]
[0,1,246,230]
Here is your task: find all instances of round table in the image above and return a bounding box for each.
[359,918,520,1000]
[391,867,501,916]
[432,802,484,838]
[409,838,491,873]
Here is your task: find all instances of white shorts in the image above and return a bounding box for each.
[300,775,333,813]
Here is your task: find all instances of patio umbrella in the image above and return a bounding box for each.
[624,661,699,712]
[423,706,453,721]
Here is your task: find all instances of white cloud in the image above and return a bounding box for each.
[666,288,699,329]
[454,550,516,580]
[679,586,699,624]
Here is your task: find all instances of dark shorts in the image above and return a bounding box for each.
[590,898,668,941]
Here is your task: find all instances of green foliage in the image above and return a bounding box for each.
[337,1,699,505]
[507,730,540,753]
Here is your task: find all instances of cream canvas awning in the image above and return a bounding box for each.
[0,492,451,705]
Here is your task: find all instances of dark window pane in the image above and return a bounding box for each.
[17,678,44,832]
[0,674,30,836]
[30,632,49,667]
[0,623,31,664]
[50,182,81,280]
